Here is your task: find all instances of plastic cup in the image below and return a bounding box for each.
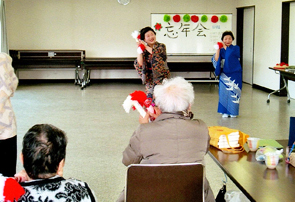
[265,152,280,169]
[247,137,260,152]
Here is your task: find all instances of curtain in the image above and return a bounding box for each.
[0,0,8,53]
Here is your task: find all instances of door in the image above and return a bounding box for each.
[242,7,255,85]
[288,2,295,99]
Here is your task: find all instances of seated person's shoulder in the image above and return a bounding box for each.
[192,118,207,126]
[65,177,87,185]
[65,178,92,189]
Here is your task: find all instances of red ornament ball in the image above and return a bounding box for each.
[211,15,218,23]
[191,15,199,23]
[173,14,181,22]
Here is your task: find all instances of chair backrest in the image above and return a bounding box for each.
[125,163,204,202]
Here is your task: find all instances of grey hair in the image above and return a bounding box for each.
[154,77,194,112]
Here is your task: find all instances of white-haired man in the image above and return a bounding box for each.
[118,77,215,202]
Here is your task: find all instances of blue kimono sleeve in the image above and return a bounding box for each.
[211,54,222,76]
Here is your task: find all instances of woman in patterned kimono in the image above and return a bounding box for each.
[212,31,242,118]
[134,26,170,99]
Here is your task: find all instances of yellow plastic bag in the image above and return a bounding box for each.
[208,126,249,153]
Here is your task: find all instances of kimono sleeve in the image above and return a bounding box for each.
[211,53,222,76]
[211,54,218,69]
[134,59,143,77]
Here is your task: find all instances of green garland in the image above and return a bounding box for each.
[183,14,190,22]
[163,14,171,22]
[220,15,228,23]
[201,15,208,22]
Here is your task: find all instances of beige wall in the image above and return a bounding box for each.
[5,0,237,57]
[236,0,294,90]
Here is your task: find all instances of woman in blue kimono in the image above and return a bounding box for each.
[212,31,242,118]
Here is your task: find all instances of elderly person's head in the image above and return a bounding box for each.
[21,124,67,179]
[154,77,194,113]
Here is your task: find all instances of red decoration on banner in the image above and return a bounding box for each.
[211,15,218,23]
[173,14,181,22]
[191,15,199,23]
[154,23,162,31]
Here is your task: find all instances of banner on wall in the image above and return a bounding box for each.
[151,13,232,55]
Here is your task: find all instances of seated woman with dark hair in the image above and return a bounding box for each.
[15,124,96,202]
[117,77,215,202]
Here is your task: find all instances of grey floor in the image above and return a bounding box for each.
[12,79,295,201]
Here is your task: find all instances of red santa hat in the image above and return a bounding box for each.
[214,42,223,50]
[131,30,146,54]
[122,90,156,119]
[0,174,25,202]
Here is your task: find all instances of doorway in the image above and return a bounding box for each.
[237,7,255,85]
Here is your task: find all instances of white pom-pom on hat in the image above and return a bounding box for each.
[131,30,140,42]
[214,42,223,50]
[214,44,220,50]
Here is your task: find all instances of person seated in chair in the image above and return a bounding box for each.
[117,77,215,202]
[15,124,96,202]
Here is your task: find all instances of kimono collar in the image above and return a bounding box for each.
[150,41,159,49]
[20,175,64,186]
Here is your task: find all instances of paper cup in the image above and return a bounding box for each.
[265,152,279,169]
[247,137,260,152]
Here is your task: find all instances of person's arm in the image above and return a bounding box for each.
[205,134,210,154]
[148,106,161,120]
[0,56,18,107]
[136,40,144,66]
[145,45,153,54]
[138,106,162,123]
[139,112,150,124]
[194,119,210,154]
[214,49,220,61]
[122,128,143,166]
[211,54,217,69]
[14,169,29,183]
[134,56,143,77]
[212,49,223,76]
[137,54,143,67]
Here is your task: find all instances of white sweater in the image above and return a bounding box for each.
[0,53,18,140]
